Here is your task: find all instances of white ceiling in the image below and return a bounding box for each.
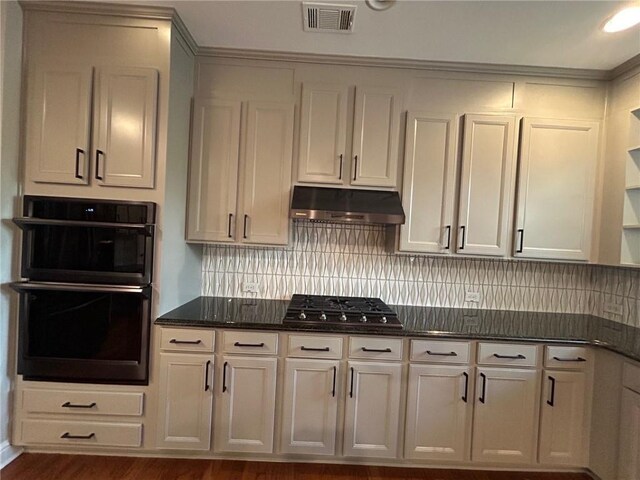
[122,0,640,70]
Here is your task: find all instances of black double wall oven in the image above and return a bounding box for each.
[12,196,156,385]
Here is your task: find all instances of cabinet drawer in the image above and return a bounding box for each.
[410,339,470,364]
[22,389,144,416]
[349,336,403,361]
[544,345,590,369]
[21,419,142,447]
[623,362,640,394]
[222,330,278,355]
[288,335,343,359]
[160,327,215,353]
[477,342,539,367]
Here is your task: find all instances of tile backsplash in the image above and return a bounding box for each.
[202,222,640,327]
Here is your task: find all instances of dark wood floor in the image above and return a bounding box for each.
[1,454,593,480]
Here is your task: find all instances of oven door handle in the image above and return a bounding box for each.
[12,217,154,236]
[10,281,150,295]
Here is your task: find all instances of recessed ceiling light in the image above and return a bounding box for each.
[603,5,640,33]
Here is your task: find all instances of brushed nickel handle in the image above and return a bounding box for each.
[61,401,96,409]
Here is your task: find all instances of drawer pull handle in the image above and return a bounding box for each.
[61,432,95,440]
[301,346,330,352]
[61,401,96,409]
[170,339,202,345]
[332,366,337,397]
[234,342,265,348]
[547,376,556,407]
[462,372,469,403]
[493,353,526,360]
[552,356,586,362]
[361,347,392,353]
[426,350,457,357]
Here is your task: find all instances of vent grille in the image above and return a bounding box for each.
[303,2,356,33]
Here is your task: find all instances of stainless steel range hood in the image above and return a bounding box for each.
[290,186,405,225]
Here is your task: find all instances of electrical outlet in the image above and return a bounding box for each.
[465,290,481,303]
[242,282,259,293]
[463,314,479,326]
[603,300,623,316]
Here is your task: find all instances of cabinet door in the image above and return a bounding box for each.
[351,86,402,188]
[216,356,277,453]
[472,367,539,464]
[457,114,517,256]
[618,388,640,480]
[26,64,92,185]
[344,361,402,459]
[405,364,472,462]
[93,66,158,188]
[515,118,599,261]
[186,99,241,242]
[156,353,213,450]
[539,370,588,466]
[297,82,349,184]
[399,113,459,253]
[280,359,340,455]
[241,101,294,245]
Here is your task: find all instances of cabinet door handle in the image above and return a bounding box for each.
[338,154,343,180]
[95,149,104,180]
[353,155,358,181]
[61,432,95,440]
[301,346,330,352]
[516,228,524,253]
[222,361,228,393]
[462,372,469,403]
[479,372,487,404]
[169,339,202,345]
[426,350,457,357]
[228,213,233,238]
[547,376,556,407]
[493,353,525,360]
[553,356,586,363]
[361,347,392,353]
[204,360,211,391]
[61,401,96,409]
[459,226,466,250]
[243,214,249,239]
[444,225,451,250]
[75,148,84,179]
[332,366,337,397]
[234,341,265,348]
[349,367,355,398]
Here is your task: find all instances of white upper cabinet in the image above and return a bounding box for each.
[296,82,402,189]
[93,67,158,188]
[187,99,241,242]
[26,64,93,185]
[351,86,403,188]
[515,118,600,261]
[457,114,517,256]
[26,64,158,189]
[399,112,459,254]
[297,82,348,184]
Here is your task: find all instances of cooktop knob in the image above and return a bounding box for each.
[380,316,387,323]
[319,312,327,321]
[298,311,306,320]
[339,313,347,322]
[360,315,367,323]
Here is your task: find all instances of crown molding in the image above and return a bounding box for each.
[196,46,610,81]
[609,53,640,80]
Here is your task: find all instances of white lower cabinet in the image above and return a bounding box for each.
[343,361,402,459]
[156,352,214,450]
[215,356,277,454]
[404,364,472,461]
[538,370,588,466]
[618,387,640,479]
[472,367,539,464]
[280,358,340,455]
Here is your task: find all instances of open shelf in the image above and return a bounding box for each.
[621,228,640,265]
[621,106,640,266]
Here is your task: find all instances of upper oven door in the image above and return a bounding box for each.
[15,196,155,285]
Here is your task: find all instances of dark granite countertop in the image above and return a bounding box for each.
[156,296,640,362]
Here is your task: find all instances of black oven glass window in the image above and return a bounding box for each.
[27,290,143,362]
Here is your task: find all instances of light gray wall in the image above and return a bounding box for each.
[0,0,23,462]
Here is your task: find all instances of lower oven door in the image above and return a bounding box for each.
[12,282,151,385]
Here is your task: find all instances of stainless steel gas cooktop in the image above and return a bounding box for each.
[283,294,402,329]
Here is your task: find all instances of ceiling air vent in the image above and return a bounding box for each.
[303,2,356,33]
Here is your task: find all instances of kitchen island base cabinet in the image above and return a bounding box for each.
[343,361,402,459]
[215,356,277,454]
[472,368,539,465]
[156,353,213,450]
[618,387,640,480]
[404,364,472,462]
[280,359,340,456]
